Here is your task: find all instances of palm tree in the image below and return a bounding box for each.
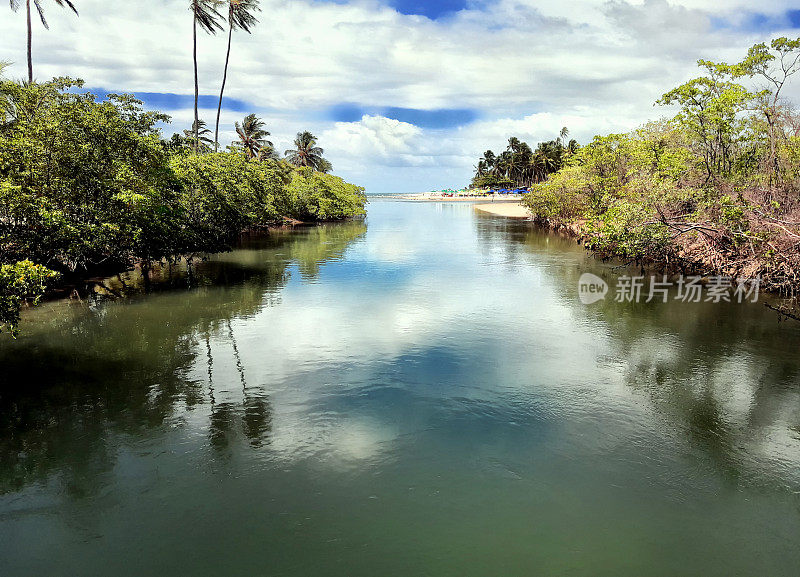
[0,61,10,124]
[472,130,576,188]
[565,138,580,156]
[183,119,214,152]
[235,113,272,159]
[482,150,497,172]
[9,0,78,83]
[509,139,533,186]
[256,145,279,161]
[214,0,259,151]
[190,0,223,153]
[285,131,328,171]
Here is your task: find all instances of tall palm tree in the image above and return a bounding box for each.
[478,150,496,176]
[0,61,10,124]
[565,138,580,156]
[190,0,223,153]
[214,0,259,151]
[9,0,78,83]
[235,113,272,159]
[285,131,327,171]
[183,119,214,152]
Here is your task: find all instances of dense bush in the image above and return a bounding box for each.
[279,169,367,221]
[522,38,800,293]
[0,261,59,337]
[169,153,285,253]
[0,78,367,334]
[0,78,177,271]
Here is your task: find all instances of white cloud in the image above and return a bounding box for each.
[1,0,798,192]
[322,115,424,168]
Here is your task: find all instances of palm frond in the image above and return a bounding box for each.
[28,0,78,29]
[285,131,330,170]
[33,0,48,28]
[235,113,272,158]
[229,0,259,32]
[191,0,224,34]
[54,0,78,14]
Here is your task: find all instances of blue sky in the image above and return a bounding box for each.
[2,0,800,193]
[389,0,468,19]
[711,9,800,32]
[328,104,479,129]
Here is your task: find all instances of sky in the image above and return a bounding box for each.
[1,0,800,194]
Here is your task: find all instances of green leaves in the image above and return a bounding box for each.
[234,113,272,159]
[0,78,366,335]
[284,131,331,172]
[190,0,224,34]
[0,260,58,336]
[0,78,175,270]
[169,152,282,252]
[280,169,367,222]
[470,129,578,189]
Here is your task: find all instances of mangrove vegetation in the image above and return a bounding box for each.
[471,37,800,298]
[0,78,366,335]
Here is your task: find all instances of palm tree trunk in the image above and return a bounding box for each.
[193,7,200,154]
[214,23,233,153]
[26,0,33,83]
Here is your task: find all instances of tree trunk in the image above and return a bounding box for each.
[193,7,200,154]
[214,23,233,153]
[26,0,33,83]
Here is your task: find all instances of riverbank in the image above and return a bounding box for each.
[474,202,530,218]
[390,193,525,202]
[478,194,799,317]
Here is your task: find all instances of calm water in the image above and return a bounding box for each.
[1,200,799,576]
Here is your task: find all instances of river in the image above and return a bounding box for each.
[1,199,798,576]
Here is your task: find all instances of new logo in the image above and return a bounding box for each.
[578,273,608,304]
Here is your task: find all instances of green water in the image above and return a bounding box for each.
[1,200,799,576]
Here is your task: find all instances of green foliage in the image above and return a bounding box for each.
[584,202,672,261]
[169,152,283,252]
[233,113,272,159]
[524,164,593,222]
[518,37,800,279]
[470,129,580,189]
[0,78,366,334]
[0,78,176,270]
[657,70,753,179]
[0,260,58,335]
[522,121,711,262]
[285,131,332,172]
[280,169,367,221]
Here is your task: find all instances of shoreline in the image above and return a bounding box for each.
[473,202,531,218]
[384,193,526,203]
[480,200,800,317]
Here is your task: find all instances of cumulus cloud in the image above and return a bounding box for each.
[1,0,798,192]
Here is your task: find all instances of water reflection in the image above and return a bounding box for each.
[206,320,273,450]
[474,210,800,488]
[0,221,366,494]
[1,203,799,576]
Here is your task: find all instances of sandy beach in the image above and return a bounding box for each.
[391,193,525,203]
[473,201,530,218]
